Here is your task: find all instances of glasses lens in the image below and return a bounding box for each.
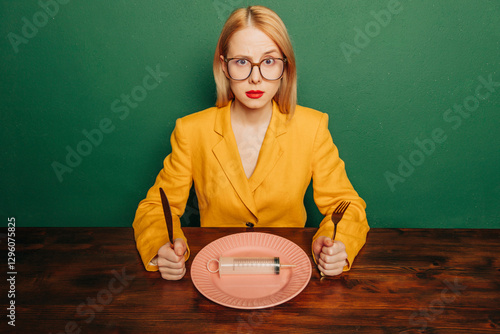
[260,58,284,80]
[227,58,284,80]
[227,59,251,80]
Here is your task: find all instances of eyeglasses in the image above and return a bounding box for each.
[224,57,287,81]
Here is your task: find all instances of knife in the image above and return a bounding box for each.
[159,187,174,249]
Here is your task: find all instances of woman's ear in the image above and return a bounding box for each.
[219,55,228,77]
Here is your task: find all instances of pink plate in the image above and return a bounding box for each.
[191,232,312,309]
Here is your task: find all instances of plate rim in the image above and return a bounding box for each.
[190,232,312,309]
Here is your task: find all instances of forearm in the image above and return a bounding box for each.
[132,201,191,271]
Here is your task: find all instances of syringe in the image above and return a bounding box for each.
[207,257,296,275]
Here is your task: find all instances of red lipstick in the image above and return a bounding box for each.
[246,90,264,99]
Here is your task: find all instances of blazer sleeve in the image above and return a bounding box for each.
[132,118,193,271]
[311,113,370,271]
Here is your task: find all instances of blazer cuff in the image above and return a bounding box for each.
[312,218,369,271]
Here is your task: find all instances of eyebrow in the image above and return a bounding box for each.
[231,49,281,60]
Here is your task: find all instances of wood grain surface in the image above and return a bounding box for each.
[1,227,499,333]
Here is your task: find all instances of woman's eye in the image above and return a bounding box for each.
[236,59,248,66]
[263,58,275,65]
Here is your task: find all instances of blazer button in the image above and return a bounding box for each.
[245,222,255,228]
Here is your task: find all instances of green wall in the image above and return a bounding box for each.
[1,0,499,228]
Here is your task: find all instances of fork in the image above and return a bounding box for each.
[331,201,350,241]
[318,201,350,277]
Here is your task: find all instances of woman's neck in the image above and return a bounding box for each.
[231,99,273,127]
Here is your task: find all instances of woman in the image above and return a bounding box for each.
[132,6,369,280]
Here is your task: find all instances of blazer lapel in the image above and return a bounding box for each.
[248,101,287,192]
[212,101,259,218]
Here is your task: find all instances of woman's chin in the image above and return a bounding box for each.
[235,98,272,111]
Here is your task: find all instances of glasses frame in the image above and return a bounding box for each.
[224,57,287,81]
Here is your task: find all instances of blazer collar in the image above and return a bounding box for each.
[212,100,287,219]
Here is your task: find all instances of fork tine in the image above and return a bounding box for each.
[341,201,349,213]
[333,201,343,214]
[334,201,349,214]
[339,201,350,213]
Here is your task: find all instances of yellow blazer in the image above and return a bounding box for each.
[133,101,369,271]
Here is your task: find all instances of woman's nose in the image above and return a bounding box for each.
[248,64,262,83]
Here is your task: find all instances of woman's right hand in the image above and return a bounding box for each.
[156,239,187,280]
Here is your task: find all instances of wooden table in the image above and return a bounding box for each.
[1,227,499,333]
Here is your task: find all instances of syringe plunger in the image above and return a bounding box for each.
[207,257,296,275]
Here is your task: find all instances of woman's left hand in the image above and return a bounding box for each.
[313,236,348,276]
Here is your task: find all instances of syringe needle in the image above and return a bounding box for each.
[280,264,297,268]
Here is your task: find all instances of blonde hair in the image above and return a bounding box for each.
[213,6,297,115]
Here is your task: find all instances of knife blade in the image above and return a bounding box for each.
[159,187,174,248]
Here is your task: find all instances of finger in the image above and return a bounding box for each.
[160,268,186,279]
[319,248,348,264]
[158,242,175,258]
[321,240,345,256]
[317,252,346,274]
[174,238,187,257]
[333,240,346,252]
[317,259,342,277]
[321,237,334,255]
[318,263,344,277]
[321,244,335,256]
[319,255,347,268]
[157,256,185,269]
[318,250,346,264]
[160,267,186,281]
[312,236,327,255]
[159,264,185,275]
[324,237,334,248]
[158,245,183,263]
[159,261,186,275]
